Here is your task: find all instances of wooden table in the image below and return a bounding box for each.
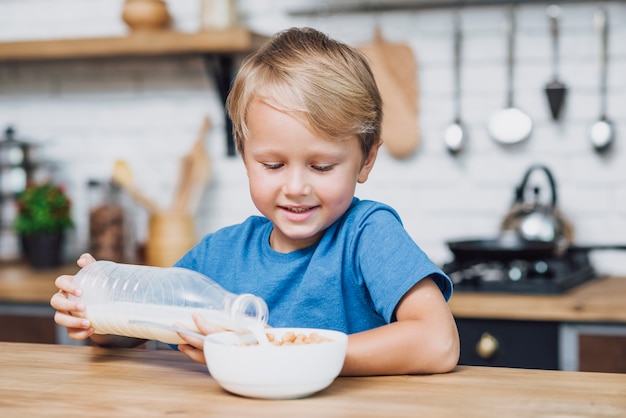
[0,342,624,417]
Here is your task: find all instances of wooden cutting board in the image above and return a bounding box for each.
[358,28,420,159]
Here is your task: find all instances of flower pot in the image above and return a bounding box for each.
[21,232,65,270]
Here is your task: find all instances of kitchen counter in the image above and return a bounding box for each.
[0,263,78,344]
[1,342,624,417]
[448,276,626,323]
[0,262,77,305]
[2,263,624,322]
[448,276,626,372]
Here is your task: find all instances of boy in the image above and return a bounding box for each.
[51,27,459,376]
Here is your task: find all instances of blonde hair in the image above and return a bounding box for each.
[226,27,382,158]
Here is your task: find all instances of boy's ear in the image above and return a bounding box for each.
[357,141,382,184]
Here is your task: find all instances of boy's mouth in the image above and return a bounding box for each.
[279,205,320,217]
[282,206,315,213]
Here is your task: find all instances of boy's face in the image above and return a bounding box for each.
[243,99,378,253]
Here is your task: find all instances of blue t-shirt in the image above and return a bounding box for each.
[175,197,452,334]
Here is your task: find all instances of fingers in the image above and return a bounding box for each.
[52,300,94,340]
[50,289,90,327]
[170,320,206,350]
[176,331,205,350]
[50,288,79,311]
[178,344,207,365]
[52,302,93,341]
[51,274,84,324]
[192,312,226,335]
[51,268,93,341]
[53,274,80,298]
[69,329,95,340]
[77,253,96,267]
[170,313,225,354]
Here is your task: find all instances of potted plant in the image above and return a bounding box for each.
[13,181,74,269]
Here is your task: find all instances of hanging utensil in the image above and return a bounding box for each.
[487,6,533,145]
[111,159,162,214]
[358,27,420,159]
[588,8,614,154]
[444,10,468,155]
[544,4,567,121]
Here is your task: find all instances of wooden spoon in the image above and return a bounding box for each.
[111,159,161,214]
[172,116,212,214]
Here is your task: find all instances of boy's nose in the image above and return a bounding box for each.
[282,169,312,196]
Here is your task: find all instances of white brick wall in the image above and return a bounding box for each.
[0,0,624,274]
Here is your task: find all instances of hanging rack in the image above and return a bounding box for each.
[287,0,623,16]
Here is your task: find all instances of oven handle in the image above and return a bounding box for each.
[570,244,626,251]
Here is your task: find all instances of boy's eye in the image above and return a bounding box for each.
[262,163,283,170]
[312,165,333,172]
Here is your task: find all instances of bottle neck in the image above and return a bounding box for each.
[227,293,268,331]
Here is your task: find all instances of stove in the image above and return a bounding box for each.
[443,248,597,294]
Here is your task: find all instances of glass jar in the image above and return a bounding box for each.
[88,180,134,263]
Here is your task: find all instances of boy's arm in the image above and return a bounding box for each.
[340,277,460,376]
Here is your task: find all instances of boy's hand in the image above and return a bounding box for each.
[50,253,97,341]
[176,313,226,365]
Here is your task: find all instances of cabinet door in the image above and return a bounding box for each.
[579,335,626,373]
[0,304,58,344]
[560,324,626,373]
[0,314,57,343]
[456,318,559,370]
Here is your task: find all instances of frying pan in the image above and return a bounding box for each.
[447,237,626,261]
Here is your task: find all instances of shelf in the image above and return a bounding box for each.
[0,28,268,156]
[0,27,265,62]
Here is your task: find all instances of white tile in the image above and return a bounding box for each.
[1,0,625,274]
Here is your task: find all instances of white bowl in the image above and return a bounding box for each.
[203,327,348,399]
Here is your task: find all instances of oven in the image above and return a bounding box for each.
[444,245,626,371]
[443,164,626,370]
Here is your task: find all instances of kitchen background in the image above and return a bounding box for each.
[0,0,624,275]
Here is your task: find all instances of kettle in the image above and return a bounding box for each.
[500,164,574,243]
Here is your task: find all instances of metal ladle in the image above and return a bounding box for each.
[444,10,467,154]
[487,6,533,145]
[589,8,614,154]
